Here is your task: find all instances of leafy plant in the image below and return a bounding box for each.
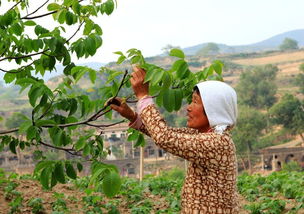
[28,198,45,214]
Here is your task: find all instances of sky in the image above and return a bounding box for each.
[93,0,304,63]
[1,0,304,66]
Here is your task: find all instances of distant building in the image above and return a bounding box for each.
[260,138,304,171]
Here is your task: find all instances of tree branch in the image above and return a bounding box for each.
[88,70,129,121]
[39,141,81,156]
[21,11,56,20]
[66,21,84,43]
[0,61,35,74]
[86,120,126,128]
[0,50,48,62]
[23,0,49,18]
[9,0,23,11]
[21,0,85,20]
[0,128,19,135]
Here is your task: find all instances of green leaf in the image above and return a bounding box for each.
[40,167,51,189]
[47,3,61,11]
[75,138,86,151]
[51,171,57,188]
[69,98,78,116]
[212,60,223,76]
[89,69,96,83]
[162,72,172,89]
[117,55,126,64]
[127,129,139,141]
[9,140,17,154]
[102,171,121,198]
[11,23,23,36]
[163,89,174,112]
[104,0,115,15]
[65,11,74,25]
[23,20,36,26]
[151,69,165,85]
[83,144,91,156]
[174,89,183,111]
[173,60,189,79]
[54,162,66,184]
[26,126,39,141]
[19,121,32,134]
[34,160,53,173]
[35,120,56,127]
[135,134,145,147]
[94,24,103,35]
[84,20,94,35]
[77,163,83,172]
[57,10,67,24]
[169,48,185,59]
[4,73,16,83]
[85,36,96,56]
[65,162,77,179]
[29,86,44,107]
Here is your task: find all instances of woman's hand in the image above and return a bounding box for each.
[109,97,137,123]
[130,66,149,99]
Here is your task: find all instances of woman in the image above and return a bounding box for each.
[110,67,239,214]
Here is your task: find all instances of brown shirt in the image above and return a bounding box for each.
[138,105,239,214]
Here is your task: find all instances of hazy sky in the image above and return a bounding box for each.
[1,0,304,65]
[92,0,304,63]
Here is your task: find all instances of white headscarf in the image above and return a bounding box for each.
[195,81,237,134]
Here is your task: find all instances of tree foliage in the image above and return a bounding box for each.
[232,106,266,154]
[269,94,304,141]
[236,64,278,109]
[0,1,224,196]
[279,38,299,51]
[296,63,304,94]
[196,43,220,56]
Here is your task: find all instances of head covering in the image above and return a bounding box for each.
[195,81,237,134]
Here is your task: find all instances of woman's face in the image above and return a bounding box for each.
[186,91,210,132]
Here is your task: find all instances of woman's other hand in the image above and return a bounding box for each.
[130,66,149,99]
[109,98,137,123]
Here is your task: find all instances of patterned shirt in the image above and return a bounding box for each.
[135,104,239,214]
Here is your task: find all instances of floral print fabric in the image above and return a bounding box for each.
[138,104,239,214]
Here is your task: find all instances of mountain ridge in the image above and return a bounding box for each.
[182,29,304,55]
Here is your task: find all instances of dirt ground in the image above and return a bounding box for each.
[0,178,251,214]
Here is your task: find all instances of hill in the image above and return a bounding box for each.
[183,29,304,55]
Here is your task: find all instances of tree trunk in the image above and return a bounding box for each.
[247,143,252,174]
[300,133,304,147]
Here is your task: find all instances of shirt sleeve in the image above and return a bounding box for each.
[139,104,235,166]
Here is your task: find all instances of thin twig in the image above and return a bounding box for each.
[0,128,19,135]
[0,61,35,74]
[87,70,129,122]
[21,0,85,20]
[0,50,48,62]
[23,0,49,18]
[39,141,81,156]
[9,0,23,11]
[66,21,84,43]
[86,120,126,128]
[37,93,58,120]
[21,11,56,20]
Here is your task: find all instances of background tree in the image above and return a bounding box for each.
[279,38,299,51]
[236,64,278,109]
[196,43,220,56]
[161,44,181,55]
[269,94,304,142]
[0,0,224,195]
[296,63,304,94]
[232,106,266,172]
